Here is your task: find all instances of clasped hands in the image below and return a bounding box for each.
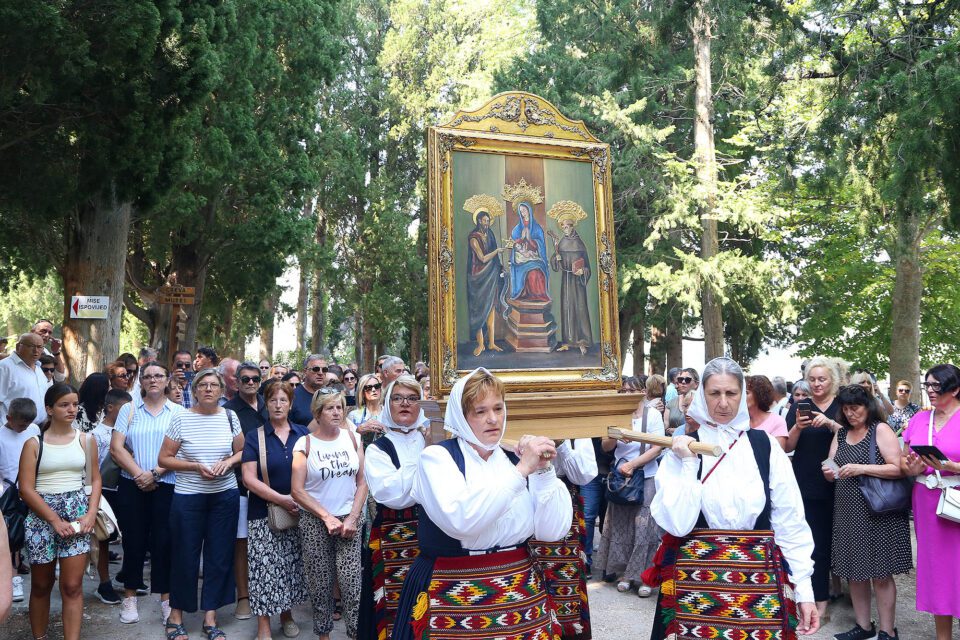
[515,435,557,477]
[197,458,233,480]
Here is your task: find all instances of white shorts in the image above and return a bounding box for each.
[237,495,248,539]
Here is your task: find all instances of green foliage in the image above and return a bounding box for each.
[0,273,61,338]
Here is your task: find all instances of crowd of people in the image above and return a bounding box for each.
[0,320,957,640]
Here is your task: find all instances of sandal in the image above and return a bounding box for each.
[332,598,342,621]
[165,622,189,640]
[202,625,227,640]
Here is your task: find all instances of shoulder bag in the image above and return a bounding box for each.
[100,404,136,491]
[81,432,120,542]
[605,405,648,505]
[257,427,299,532]
[858,423,913,515]
[923,411,960,523]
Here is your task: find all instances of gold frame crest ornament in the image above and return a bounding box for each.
[427,91,621,396]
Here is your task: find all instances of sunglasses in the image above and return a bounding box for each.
[240,375,262,384]
[174,362,191,369]
[364,383,382,392]
[896,388,910,394]
[41,367,55,374]
[343,376,356,382]
[676,377,694,384]
[308,366,329,374]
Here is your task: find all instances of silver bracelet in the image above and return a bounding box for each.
[535,462,554,475]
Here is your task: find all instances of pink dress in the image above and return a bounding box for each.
[753,412,788,439]
[902,409,960,617]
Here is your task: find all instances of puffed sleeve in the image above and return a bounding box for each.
[651,451,703,536]
[767,435,815,603]
[554,439,597,485]
[364,444,417,509]
[413,445,526,541]
[527,466,575,541]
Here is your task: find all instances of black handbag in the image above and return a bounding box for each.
[858,423,912,515]
[605,406,648,506]
[0,483,27,551]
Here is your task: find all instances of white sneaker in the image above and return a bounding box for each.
[161,599,171,625]
[637,585,653,598]
[12,576,23,602]
[119,596,139,623]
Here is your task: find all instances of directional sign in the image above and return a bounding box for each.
[70,296,110,319]
[157,285,196,305]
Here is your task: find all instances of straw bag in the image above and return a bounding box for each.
[258,427,299,532]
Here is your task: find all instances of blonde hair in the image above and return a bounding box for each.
[356,373,381,410]
[896,380,912,392]
[310,389,345,417]
[804,356,848,398]
[848,370,875,396]
[645,374,666,399]
[461,370,505,415]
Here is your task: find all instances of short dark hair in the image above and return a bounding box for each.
[925,364,960,398]
[39,354,56,367]
[680,367,700,384]
[196,346,219,365]
[667,367,681,384]
[41,383,78,432]
[746,375,776,412]
[173,350,192,360]
[281,371,301,383]
[236,361,260,378]
[836,384,885,429]
[104,389,133,407]
[264,380,295,403]
[119,353,138,369]
[7,397,37,423]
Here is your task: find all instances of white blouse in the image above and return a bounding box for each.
[651,425,815,603]
[412,438,573,551]
[555,438,598,485]
[363,428,425,510]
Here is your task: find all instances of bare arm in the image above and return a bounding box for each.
[600,437,617,453]
[241,460,295,508]
[860,423,906,479]
[0,515,11,621]
[341,445,368,538]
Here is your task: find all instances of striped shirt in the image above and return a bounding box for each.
[165,409,241,494]
[115,397,183,485]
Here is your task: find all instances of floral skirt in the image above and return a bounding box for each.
[247,517,309,617]
[25,489,89,564]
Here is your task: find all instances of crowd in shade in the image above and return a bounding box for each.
[0,322,958,640]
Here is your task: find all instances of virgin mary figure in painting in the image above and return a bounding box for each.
[549,201,593,356]
[464,194,509,357]
[509,202,550,302]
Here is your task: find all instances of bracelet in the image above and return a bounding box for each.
[151,469,162,481]
[535,462,555,475]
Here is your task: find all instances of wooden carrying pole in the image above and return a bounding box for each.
[607,427,724,457]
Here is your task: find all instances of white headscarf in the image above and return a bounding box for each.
[686,357,750,436]
[380,376,425,434]
[444,367,505,452]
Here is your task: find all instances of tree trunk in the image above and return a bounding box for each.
[296,261,309,350]
[258,289,278,361]
[61,186,132,385]
[692,0,723,360]
[360,317,375,373]
[169,202,214,357]
[665,309,683,371]
[630,310,646,377]
[409,323,422,365]
[310,270,324,354]
[649,325,667,377]
[888,212,923,403]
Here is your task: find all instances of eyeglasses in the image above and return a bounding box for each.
[142,374,167,381]
[41,367,55,374]
[20,343,44,351]
[196,382,222,391]
[174,362,191,369]
[364,383,382,392]
[308,366,329,374]
[390,395,420,405]
[923,382,942,391]
[676,377,694,384]
[239,375,261,384]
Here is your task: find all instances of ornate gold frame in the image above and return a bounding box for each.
[427,92,622,396]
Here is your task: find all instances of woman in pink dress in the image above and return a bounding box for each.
[901,363,960,640]
[746,375,789,449]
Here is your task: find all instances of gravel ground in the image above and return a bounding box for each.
[0,531,940,639]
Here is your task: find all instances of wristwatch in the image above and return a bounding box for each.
[151,469,162,482]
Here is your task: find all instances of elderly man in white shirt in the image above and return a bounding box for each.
[0,333,51,426]
[31,319,66,383]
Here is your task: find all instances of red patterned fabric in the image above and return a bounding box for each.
[370,506,420,640]
[650,529,798,640]
[529,483,591,639]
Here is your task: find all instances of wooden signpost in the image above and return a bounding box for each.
[157,285,196,365]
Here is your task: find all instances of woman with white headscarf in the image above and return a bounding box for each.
[391,368,572,640]
[645,358,820,639]
[359,375,427,640]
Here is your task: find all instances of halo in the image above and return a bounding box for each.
[463,194,504,225]
[547,200,588,226]
[501,178,544,205]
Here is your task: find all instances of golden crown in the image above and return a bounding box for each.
[547,200,588,225]
[463,194,504,224]
[501,178,544,205]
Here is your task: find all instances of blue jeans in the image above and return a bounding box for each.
[169,489,239,612]
[579,474,606,570]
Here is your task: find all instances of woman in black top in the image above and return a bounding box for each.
[785,356,846,622]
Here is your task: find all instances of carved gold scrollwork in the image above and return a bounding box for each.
[570,146,609,184]
[523,99,590,139]
[598,233,614,292]
[581,343,620,382]
[442,345,459,386]
[439,228,453,292]
[438,134,476,173]
[450,95,522,128]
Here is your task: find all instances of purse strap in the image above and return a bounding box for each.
[257,427,271,489]
[867,421,879,465]
[928,411,945,488]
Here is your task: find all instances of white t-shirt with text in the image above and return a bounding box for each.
[293,429,360,517]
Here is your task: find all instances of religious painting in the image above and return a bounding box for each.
[428,92,622,395]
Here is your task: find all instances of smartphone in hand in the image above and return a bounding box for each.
[796,401,812,422]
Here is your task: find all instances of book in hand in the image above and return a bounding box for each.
[572,257,585,274]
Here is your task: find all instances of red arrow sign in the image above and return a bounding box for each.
[72,298,79,316]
